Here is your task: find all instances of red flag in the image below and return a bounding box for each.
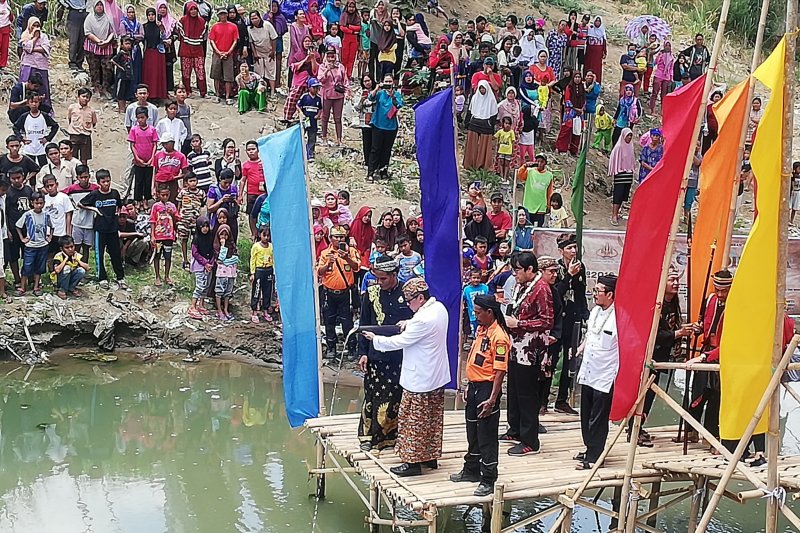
[609,75,706,422]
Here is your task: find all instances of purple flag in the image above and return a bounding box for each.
[414,88,460,389]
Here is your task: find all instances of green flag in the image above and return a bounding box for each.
[570,139,588,258]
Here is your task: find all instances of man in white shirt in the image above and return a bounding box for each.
[364,277,451,477]
[575,274,618,470]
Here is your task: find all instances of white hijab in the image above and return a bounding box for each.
[469,80,498,120]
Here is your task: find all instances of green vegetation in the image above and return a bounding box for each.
[463,167,503,193]
[388,178,409,200]
[314,155,346,176]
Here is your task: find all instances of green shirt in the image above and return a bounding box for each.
[360,22,370,51]
[522,168,553,214]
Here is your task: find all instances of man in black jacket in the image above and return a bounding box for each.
[553,233,588,414]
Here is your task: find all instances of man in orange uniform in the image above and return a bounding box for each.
[317,225,361,358]
[450,293,510,497]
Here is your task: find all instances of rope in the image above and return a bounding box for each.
[760,487,787,508]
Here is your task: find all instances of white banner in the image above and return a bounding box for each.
[532,228,800,317]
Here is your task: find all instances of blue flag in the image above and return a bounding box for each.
[414,88,460,389]
[258,125,320,427]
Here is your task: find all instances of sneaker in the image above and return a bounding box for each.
[474,482,494,497]
[225,99,234,106]
[117,280,129,290]
[498,433,519,443]
[508,443,540,457]
[359,442,372,451]
[99,280,110,290]
[214,96,221,103]
[449,470,480,483]
[554,402,579,415]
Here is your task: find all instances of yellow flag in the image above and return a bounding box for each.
[719,37,786,440]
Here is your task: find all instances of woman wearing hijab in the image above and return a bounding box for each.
[155,0,177,92]
[405,216,421,252]
[350,206,375,270]
[702,89,723,154]
[321,0,341,25]
[103,0,124,35]
[608,127,635,225]
[84,0,117,98]
[177,1,207,97]
[638,128,663,183]
[19,17,51,110]
[448,31,468,68]
[266,1,288,92]
[227,4,249,67]
[464,206,496,248]
[141,7,168,99]
[612,83,641,146]
[188,215,215,319]
[519,25,541,66]
[366,72,402,181]
[119,5,144,90]
[427,35,452,90]
[339,0,361,77]
[375,210,398,251]
[584,16,606,82]
[405,13,431,62]
[555,70,585,155]
[464,79,498,171]
[319,46,349,146]
[545,19,568,77]
[650,41,674,115]
[368,0,391,78]
[306,0,324,41]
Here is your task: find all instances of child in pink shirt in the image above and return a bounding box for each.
[149,183,181,286]
[127,107,159,207]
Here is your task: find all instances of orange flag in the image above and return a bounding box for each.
[689,79,751,322]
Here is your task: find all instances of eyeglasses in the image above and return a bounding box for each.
[545,267,559,273]
[592,287,608,294]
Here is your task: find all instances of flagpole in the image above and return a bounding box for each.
[720,0,771,267]
[616,2,734,529]
[767,7,797,531]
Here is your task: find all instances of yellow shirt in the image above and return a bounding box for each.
[250,242,274,271]
[378,44,397,63]
[494,129,515,156]
[595,112,613,131]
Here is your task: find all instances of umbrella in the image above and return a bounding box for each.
[625,15,671,43]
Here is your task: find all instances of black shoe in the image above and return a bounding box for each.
[390,462,422,477]
[473,482,494,497]
[359,442,372,452]
[538,424,548,434]
[554,402,579,415]
[421,459,438,469]
[508,443,540,457]
[449,469,480,483]
[498,433,520,443]
[324,348,337,359]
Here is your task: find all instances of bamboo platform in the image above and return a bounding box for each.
[306,411,708,531]
[646,454,800,492]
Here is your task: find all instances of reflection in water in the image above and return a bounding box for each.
[0,357,792,532]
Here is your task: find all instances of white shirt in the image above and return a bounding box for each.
[156,117,188,149]
[0,193,7,240]
[43,192,75,237]
[577,304,619,394]
[372,297,451,393]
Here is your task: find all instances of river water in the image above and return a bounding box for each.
[0,356,796,532]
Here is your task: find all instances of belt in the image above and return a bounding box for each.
[324,287,349,295]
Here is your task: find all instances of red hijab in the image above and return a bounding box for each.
[350,206,375,267]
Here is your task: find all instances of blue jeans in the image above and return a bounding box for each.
[21,246,48,276]
[58,266,86,293]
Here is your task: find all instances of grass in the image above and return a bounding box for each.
[314,156,346,176]
[463,167,503,193]
[387,178,409,200]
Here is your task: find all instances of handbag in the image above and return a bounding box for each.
[334,83,347,94]
[387,104,398,119]
[572,116,583,136]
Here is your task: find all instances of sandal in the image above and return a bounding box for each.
[188,308,203,320]
[251,314,260,323]
[57,291,67,300]
[71,289,82,297]
[15,288,25,297]
[575,460,595,470]
[33,288,43,297]
[573,452,586,461]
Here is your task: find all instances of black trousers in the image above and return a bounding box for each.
[464,381,501,484]
[580,384,613,463]
[368,127,397,178]
[539,342,562,409]
[688,388,720,439]
[556,319,579,403]
[250,267,274,311]
[368,42,379,79]
[507,360,540,450]
[95,231,124,282]
[722,433,765,455]
[323,289,354,350]
[361,127,373,166]
[67,9,87,69]
[612,126,624,148]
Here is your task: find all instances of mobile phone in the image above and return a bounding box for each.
[338,242,347,251]
[157,14,162,21]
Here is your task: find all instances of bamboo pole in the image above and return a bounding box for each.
[490,482,505,533]
[767,7,797,530]
[720,0,772,266]
[618,4,733,526]
[687,477,704,531]
[695,334,800,531]
[450,82,467,411]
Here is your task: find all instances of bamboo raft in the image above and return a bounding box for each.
[306,411,708,531]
